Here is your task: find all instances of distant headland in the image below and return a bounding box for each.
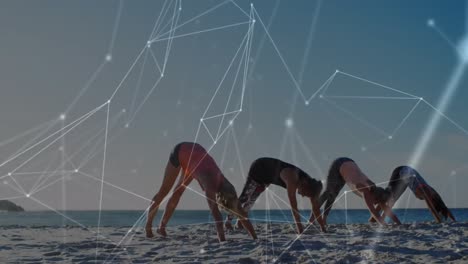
[0,200,24,212]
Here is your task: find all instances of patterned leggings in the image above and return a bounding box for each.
[227,177,267,221]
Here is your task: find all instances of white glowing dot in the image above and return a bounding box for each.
[125,123,129,128]
[305,101,309,106]
[319,94,324,98]
[74,169,79,173]
[146,41,152,48]
[252,19,256,23]
[122,109,126,113]
[26,194,30,198]
[285,118,294,128]
[335,69,340,73]
[361,146,367,152]
[161,73,164,77]
[200,248,206,254]
[250,3,253,7]
[427,19,435,27]
[451,170,456,176]
[8,173,11,176]
[59,114,66,120]
[59,146,64,151]
[107,100,111,104]
[229,120,234,126]
[419,97,423,100]
[105,54,112,62]
[214,140,217,144]
[388,135,393,140]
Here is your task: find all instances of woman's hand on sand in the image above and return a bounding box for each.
[224,221,233,231]
[308,217,316,225]
[320,225,327,233]
[157,226,167,237]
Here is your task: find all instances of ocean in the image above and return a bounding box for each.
[0,209,466,227]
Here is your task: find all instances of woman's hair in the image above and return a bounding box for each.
[216,181,243,216]
[428,187,449,220]
[301,174,323,198]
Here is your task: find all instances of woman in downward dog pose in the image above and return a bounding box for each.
[319,157,401,226]
[226,157,326,234]
[145,142,257,242]
[370,166,456,223]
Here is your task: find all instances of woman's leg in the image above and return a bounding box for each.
[158,174,194,236]
[233,177,266,229]
[205,190,226,242]
[319,159,346,224]
[145,161,181,237]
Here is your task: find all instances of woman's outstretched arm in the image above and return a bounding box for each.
[363,190,387,226]
[380,203,401,224]
[310,198,326,232]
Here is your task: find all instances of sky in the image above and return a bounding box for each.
[0,0,467,211]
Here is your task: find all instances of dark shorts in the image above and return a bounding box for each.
[388,166,413,201]
[325,157,354,191]
[169,143,183,167]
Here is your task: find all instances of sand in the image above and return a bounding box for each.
[0,222,466,263]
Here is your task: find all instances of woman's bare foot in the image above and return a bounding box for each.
[157,226,167,237]
[146,227,154,238]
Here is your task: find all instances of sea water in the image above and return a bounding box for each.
[0,209,466,227]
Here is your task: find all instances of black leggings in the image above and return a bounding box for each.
[387,166,412,203]
[319,157,354,217]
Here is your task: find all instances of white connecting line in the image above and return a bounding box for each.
[3,1,468,263]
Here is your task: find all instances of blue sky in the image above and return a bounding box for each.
[0,0,466,210]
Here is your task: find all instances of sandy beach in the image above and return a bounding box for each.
[0,222,465,263]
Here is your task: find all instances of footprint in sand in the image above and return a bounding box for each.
[43,251,61,257]
[45,257,64,262]
[238,257,259,264]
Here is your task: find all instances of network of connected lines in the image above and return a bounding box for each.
[0,1,466,263]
